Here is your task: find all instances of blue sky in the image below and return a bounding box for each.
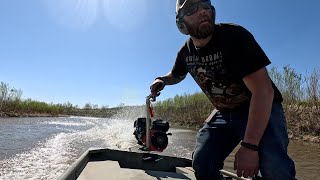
[0,0,319,108]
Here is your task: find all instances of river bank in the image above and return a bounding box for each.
[154,101,320,144]
[0,111,69,118]
[1,106,319,143]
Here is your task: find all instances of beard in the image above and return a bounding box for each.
[185,18,214,39]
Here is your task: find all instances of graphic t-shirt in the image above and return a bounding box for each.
[171,23,283,110]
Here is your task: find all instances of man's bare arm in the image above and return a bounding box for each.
[242,67,274,145]
[234,67,274,177]
[158,71,187,85]
[150,71,187,96]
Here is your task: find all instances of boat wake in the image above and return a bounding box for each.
[0,117,138,180]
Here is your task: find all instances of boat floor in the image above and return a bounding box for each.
[78,160,196,180]
[59,148,250,180]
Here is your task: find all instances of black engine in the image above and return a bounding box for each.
[133,118,170,151]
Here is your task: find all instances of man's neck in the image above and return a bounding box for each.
[191,34,213,48]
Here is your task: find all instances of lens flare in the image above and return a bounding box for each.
[102,0,148,32]
[45,0,148,31]
[45,0,98,30]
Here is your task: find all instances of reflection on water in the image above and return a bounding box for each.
[0,117,319,180]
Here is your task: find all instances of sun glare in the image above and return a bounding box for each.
[102,0,148,32]
[45,0,148,31]
[45,0,98,30]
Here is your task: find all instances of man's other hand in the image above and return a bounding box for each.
[234,146,259,178]
[150,79,165,96]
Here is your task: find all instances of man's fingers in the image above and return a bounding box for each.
[154,82,164,91]
[242,170,249,178]
[236,159,242,177]
[150,83,159,95]
[248,170,255,178]
[236,168,242,177]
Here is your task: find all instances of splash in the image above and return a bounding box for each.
[0,118,136,180]
[0,116,195,179]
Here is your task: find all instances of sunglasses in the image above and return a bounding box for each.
[180,0,212,17]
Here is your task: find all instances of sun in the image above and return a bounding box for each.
[45,0,99,30]
[102,0,148,32]
[44,0,148,31]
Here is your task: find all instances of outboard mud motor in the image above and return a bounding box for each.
[134,118,170,152]
[133,94,171,152]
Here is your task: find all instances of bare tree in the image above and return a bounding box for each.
[0,82,9,111]
[306,68,320,103]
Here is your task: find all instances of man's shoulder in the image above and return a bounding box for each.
[177,38,191,54]
[215,23,244,29]
[215,23,250,35]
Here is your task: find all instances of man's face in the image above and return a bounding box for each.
[180,0,214,39]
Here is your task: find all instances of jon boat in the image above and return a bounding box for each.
[58,147,250,180]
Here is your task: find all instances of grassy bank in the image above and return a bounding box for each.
[153,66,320,143]
[284,105,320,142]
[153,93,320,143]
